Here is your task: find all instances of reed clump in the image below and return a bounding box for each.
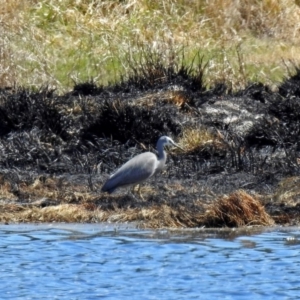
[203,190,274,227]
[178,127,225,155]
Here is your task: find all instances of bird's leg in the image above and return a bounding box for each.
[137,184,144,201]
[130,184,144,201]
[131,184,138,194]
[128,191,139,201]
[128,185,140,201]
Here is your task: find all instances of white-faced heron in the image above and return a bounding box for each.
[101,136,183,195]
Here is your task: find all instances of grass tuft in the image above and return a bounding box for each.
[204,190,274,227]
[178,127,223,153]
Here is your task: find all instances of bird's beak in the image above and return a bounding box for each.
[172,142,184,151]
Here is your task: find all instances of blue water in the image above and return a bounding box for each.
[0,224,299,300]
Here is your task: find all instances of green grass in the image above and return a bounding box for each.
[1,0,300,92]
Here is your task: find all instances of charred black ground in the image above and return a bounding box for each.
[0,60,299,227]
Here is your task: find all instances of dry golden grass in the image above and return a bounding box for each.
[204,190,274,227]
[0,169,278,228]
[273,176,300,204]
[178,127,223,153]
[0,171,275,228]
[132,90,191,108]
[0,203,107,223]
[138,203,209,229]
[0,190,275,228]
[165,90,190,107]
[0,202,197,226]
[0,180,18,202]
[0,175,96,205]
[0,176,290,228]
[1,0,300,91]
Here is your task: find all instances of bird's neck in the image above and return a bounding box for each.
[157,145,167,169]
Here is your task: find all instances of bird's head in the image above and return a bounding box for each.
[158,136,184,151]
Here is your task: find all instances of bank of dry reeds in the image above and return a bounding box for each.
[0,182,276,228]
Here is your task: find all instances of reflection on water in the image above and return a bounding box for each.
[0,224,299,300]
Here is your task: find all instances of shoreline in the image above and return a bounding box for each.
[0,174,299,228]
[0,66,299,228]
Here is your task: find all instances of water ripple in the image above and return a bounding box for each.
[0,224,299,300]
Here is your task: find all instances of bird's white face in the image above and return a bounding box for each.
[165,137,175,146]
[164,136,184,150]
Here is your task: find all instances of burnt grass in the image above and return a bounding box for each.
[0,63,299,227]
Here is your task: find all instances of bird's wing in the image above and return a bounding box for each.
[102,152,157,192]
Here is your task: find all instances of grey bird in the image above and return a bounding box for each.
[101,136,183,195]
